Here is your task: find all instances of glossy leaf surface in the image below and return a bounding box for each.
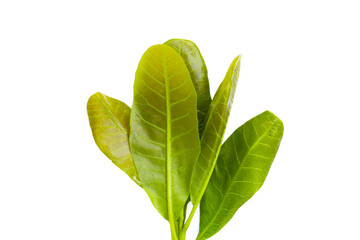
[165,39,211,135]
[130,44,200,221]
[197,111,284,240]
[87,92,141,186]
[190,56,241,204]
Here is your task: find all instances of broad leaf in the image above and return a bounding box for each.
[87,92,141,186]
[190,56,241,204]
[129,44,201,221]
[197,111,284,240]
[165,39,212,135]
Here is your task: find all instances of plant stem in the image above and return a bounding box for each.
[178,208,184,234]
[170,217,179,240]
[176,198,189,239]
[179,202,199,240]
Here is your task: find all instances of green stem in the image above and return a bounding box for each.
[176,198,189,239]
[170,217,179,240]
[179,202,199,240]
[178,208,184,233]
[175,219,180,237]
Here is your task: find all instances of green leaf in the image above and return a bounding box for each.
[87,92,141,186]
[165,39,212,136]
[190,56,241,205]
[197,111,284,240]
[129,44,201,223]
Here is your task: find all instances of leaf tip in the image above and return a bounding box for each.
[88,91,102,101]
[234,54,241,68]
[263,110,284,133]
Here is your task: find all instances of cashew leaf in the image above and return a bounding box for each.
[197,111,284,240]
[129,44,201,222]
[87,39,285,240]
[87,92,141,186]
[190,56,241,204]
[165,39,211,136]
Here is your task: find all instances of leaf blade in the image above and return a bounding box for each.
[87,92,141,186]
[198,111,284,240]
[130,44,200,221]
[190,56,241,204]
[165,39,212,135]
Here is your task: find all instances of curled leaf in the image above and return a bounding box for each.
[190,56,241,204]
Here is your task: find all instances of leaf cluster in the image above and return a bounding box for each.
[87,39,284,240]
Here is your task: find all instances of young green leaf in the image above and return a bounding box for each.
[197,111,284,240]
[129,44,200,231]
[190,56,241,205]
[87,92,141,186]
[165,39,212,135]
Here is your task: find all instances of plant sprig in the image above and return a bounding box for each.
[87,39,284,240]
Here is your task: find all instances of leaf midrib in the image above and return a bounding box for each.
[163,47,174,222]
[197,120,277,239]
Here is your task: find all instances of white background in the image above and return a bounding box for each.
[1,1,359,239]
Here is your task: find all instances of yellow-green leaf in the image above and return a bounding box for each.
[87,92,141,186]
[190,56,241,204]
[165,39,211,136]
[198,111,284,240]
[129,44,201,223]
